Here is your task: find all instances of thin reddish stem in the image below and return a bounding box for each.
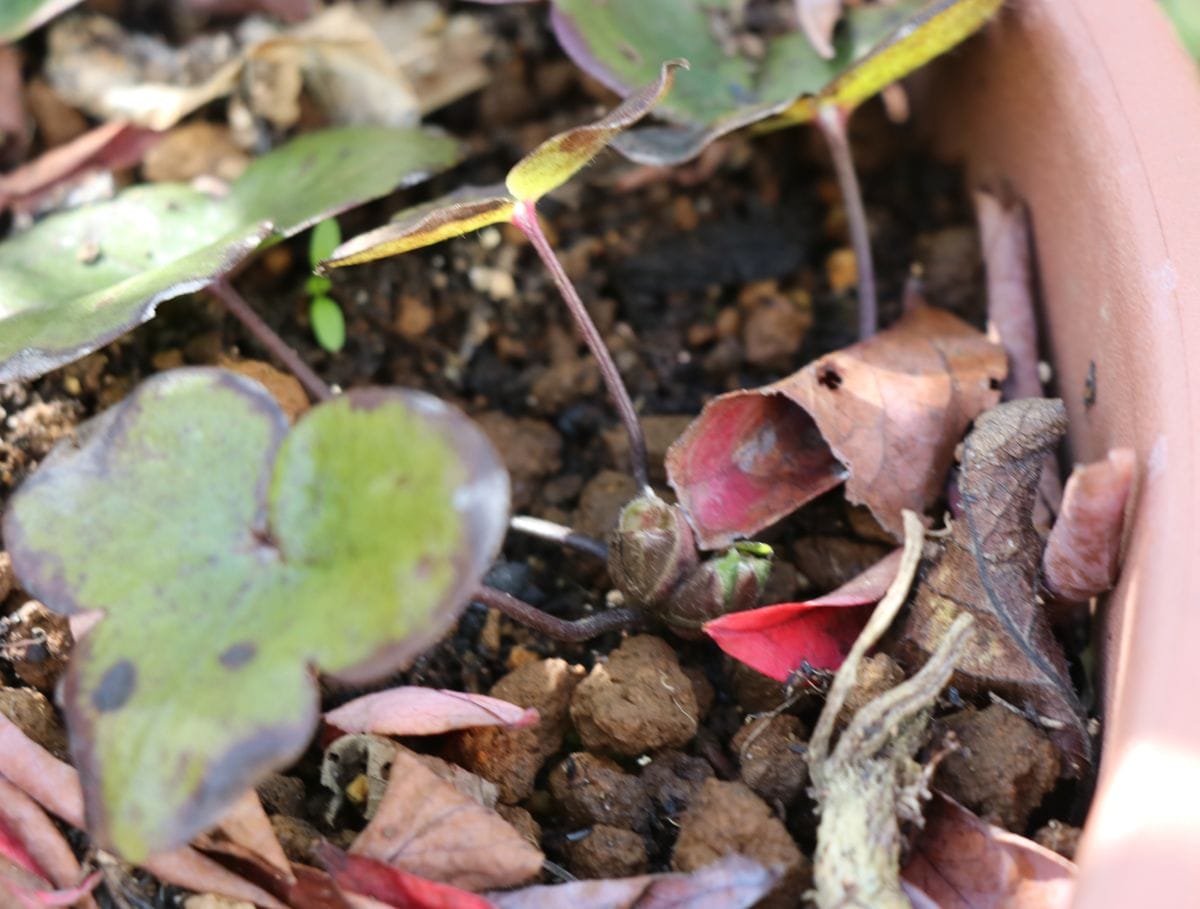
[512,200,650,492]
[472,585,642,642]
[816,104,877,340]
[210,279,333,403]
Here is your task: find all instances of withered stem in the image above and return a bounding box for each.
[210,279,333,403]
[509,515,608,561]
[816,104,877,341]
[472,585,642,643]
[512,201,650,491]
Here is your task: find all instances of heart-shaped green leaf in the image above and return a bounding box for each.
[0,126,459,382]
[3,368,509,861]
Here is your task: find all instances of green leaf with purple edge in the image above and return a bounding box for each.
[546,0,925,165]
[2,368,510,861]
[0,126,459,382]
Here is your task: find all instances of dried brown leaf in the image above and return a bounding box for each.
[351,746,544,891]
[900,399,1090,774]
[1042,449,1135,604]
[903,793,1076,908]
[195,791,293,883]
[667,305,1005,547]
[975,189,1062,528]
[487,854,778,909]
[325,686,538,737]
[0,120,160,216]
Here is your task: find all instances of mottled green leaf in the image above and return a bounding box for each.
[0,0,82,43]
[0,126,460,382]
[2,368,510,861]
[548,0,999,165]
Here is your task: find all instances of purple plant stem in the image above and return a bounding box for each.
[472,585,642,642]
[509,515,608,561]
[816,104,877,340]
[511,200,651,492]
[210,279,333,403]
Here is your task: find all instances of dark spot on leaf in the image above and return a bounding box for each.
[93,660,136,712]
[818,368,842,390]
[219,642,257,669]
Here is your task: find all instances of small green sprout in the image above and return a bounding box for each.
[306,218,346,353]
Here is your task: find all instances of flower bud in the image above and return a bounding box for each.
[608,493,699,607]
[660,542,772,637]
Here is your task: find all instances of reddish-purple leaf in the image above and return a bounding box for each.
[667,306,1004,548]
[315,843,497,909]
[487,854,778,909]
[0,777,97,909]
[903,793,1075,908]
[325,687,539,737]
[1042,448,1136,604]
[0,121,160,216]
[704,549,901,681]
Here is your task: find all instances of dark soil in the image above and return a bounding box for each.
[0,2,1088,905]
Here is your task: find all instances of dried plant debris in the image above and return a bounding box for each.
[808,512,975,909]
[900,398,1091,775]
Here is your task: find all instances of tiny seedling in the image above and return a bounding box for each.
[0,126,460,384]
[306,217,347,353]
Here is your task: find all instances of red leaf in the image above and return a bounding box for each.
[902,794,1075,908]
[1042,448,1135,605]
[315,842,497,909]
[325,687,539,737]
[703,549,900,681]
[667,306,1004,547]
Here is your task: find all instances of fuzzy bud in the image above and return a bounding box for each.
[660,543,773,637]
[608,493,700,607]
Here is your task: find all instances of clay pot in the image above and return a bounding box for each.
[926,0,1200,902]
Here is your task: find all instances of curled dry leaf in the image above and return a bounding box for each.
[1042,449,1136,604]
[902,793,1076,909]
[0,713,284,908]
[975,188,1061,528]
[975,190,1040,402]
[704,548,901,681]
[666,305,1005,548]
[899,399,1091,774]
[0,120,160,217]
[487,854,779,909]
[326,687,538,737]
[351,746,543,891]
